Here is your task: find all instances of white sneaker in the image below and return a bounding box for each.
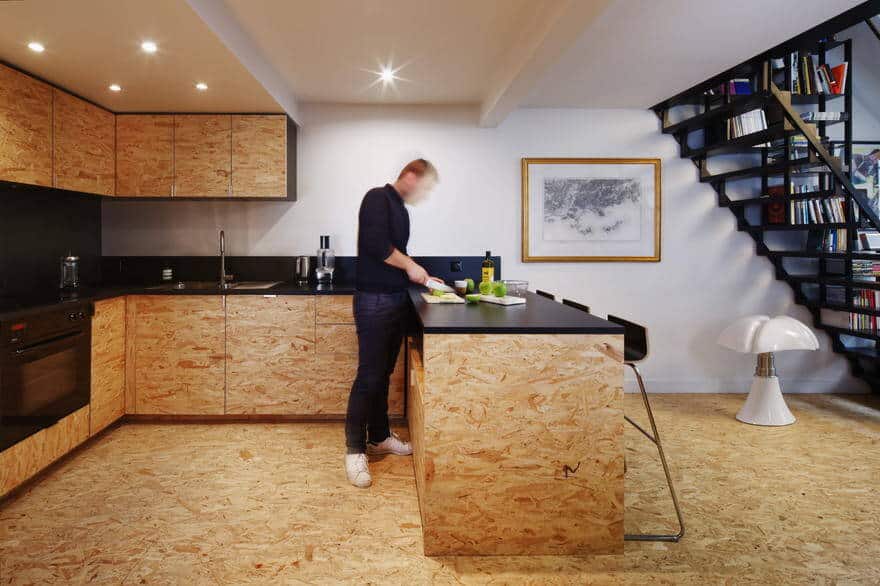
[367,432,413,456]
[345,453,372,488]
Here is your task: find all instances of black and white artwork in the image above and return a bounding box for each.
[542,178,642,242]
[523,159,660,261]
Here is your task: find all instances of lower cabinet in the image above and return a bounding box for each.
[227,294,404,416]
[225,295,317,414]
[131,296,226,414]
[90,297,126,434]
[0,406,89,498]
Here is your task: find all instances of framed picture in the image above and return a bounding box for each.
[521,158,661,262]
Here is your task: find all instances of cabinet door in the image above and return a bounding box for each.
[231,115,287,198]
[132,296,225,414]
[314,295,404,416]
[53,90,115,195]
[226,295,316,414]
[0,406,89,498]
[116,115,173,196]
[173,115,231,197]
[0,64,53,186]
[91,297,126,435]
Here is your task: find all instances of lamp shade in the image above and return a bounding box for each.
[717,315,819,354]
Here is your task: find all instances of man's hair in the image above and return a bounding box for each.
[398,158,438,181]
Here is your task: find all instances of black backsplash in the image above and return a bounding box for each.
[101,255,501,286]
[0,183,102,297]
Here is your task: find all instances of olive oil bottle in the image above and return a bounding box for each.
[481,251,495,283]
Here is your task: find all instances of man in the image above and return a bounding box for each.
[344,159,440,488]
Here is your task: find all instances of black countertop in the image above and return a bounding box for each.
[407,288,624,335]
[0,281,357,321]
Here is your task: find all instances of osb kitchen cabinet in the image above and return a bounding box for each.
[173,114,232,197]
[130,296,226,415]
[53,89,115,195]
[0,64,53,186]
[225,295,316,414]
[0,406,89,499]
[231,114,287,198]
[116,114,174,197]
[90,297,126,435]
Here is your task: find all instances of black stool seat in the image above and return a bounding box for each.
[535,289,555,300]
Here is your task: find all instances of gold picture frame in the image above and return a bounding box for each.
[521,157,661,262]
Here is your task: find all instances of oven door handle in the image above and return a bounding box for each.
[13,330,85,358]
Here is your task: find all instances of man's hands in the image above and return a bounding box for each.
[406,261,429,285]
[385,247,444,286]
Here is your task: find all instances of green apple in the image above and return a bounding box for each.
[465,278,475,293]
[478,280,493,295]
[432,288,445,297]
[465,293,481,304]
[493,281,507,298]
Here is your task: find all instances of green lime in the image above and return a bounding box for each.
[465,278,475,293]
[478,280,493,295]
[465,293,481,304]
[431,288,445,297]
[493,281,507,297]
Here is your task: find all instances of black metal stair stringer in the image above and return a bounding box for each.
[655,77,880,391]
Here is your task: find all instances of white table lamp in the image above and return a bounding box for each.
[718,315,819,426]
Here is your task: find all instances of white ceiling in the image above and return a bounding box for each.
[220,0,545,104]
[524,0,864,109]
[0,0,865,122]
[0,0,281,112]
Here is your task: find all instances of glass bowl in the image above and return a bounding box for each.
[501,280,528,297]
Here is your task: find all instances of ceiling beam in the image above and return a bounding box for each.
[186,0,300,124]
[479,0,611,128]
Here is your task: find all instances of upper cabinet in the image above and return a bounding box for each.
[0,64,53,186]
[116,115,173,197]
[0,65,293,200]
[173,114,232,197]
[53,90,115,196]
[232,115,287,198]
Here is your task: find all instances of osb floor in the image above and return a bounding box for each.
[1,394,879,585]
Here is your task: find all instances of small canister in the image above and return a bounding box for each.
[60,254,80,290]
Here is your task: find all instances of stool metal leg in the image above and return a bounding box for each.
[624,363,685,543]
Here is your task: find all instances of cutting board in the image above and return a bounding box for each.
[480,295,526,306]
[421,292,465,304]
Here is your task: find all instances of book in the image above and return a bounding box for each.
[831,63,848,94]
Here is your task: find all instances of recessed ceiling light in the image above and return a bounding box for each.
[379,66,394,84]
[195,82,208,91]
[27,41,45,53]
[108,84,122,92]
[140,40,158,54]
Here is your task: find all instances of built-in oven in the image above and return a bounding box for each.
[0,301,93,451]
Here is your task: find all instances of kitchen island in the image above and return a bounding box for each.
[406,289,625,556]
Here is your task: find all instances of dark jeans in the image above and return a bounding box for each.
[345,290,407,453]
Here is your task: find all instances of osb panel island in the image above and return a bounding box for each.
[407,289,625,556]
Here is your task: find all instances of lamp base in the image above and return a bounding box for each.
[736,375,796,426]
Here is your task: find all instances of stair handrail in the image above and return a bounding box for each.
[768,79,880,231]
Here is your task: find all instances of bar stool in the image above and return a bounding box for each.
[562,298,590,313]
[535,289,556,300]
[606,314,685,542]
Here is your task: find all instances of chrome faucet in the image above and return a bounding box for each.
[219,229,231,289]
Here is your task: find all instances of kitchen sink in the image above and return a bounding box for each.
[146,281,222,291]
[145,281,283,291]
[227,281,282,290]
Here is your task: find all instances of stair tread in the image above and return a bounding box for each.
[725,190,838,206]
[661,93,770,135]
[741,222,851,231]
[700,156,834,182]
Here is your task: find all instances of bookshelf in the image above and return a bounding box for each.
[653,2,880,391]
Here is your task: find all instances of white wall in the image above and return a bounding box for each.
[102,104,865,393]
